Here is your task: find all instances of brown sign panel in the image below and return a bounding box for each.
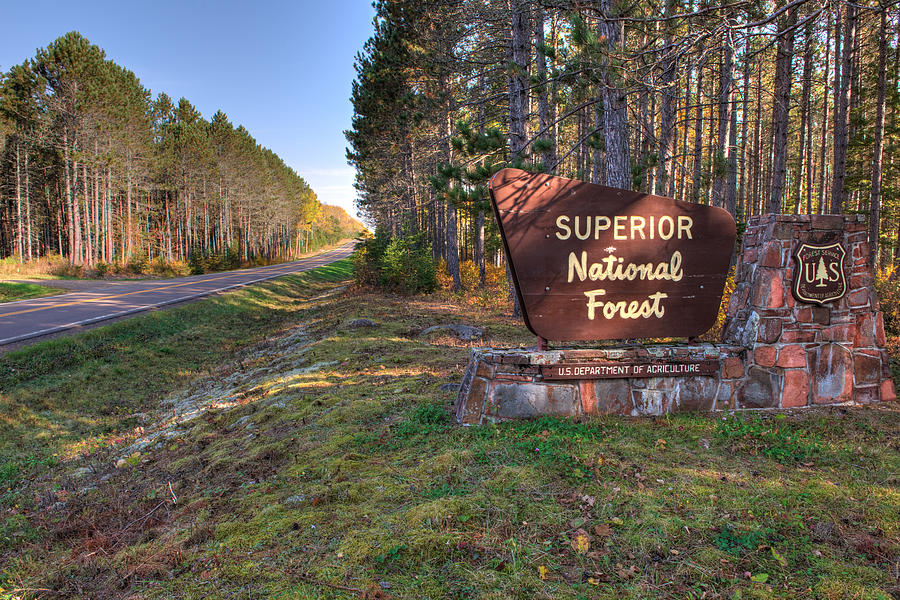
[489,168,737,341]
[791,242,848,306]
[541,360,719,380]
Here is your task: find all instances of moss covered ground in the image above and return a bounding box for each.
[0,260,898,599]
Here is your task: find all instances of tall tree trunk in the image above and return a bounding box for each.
[752,61,763,215]
[508,0,529,160]
[691,58,705,201]
[127,174,133,260]
[831,5,855,214]
[678,67,692,203]
[655,0,677,197]
[443,76,461,292]
[598,0,631,189]
[24,145,32,261]
[65,129,82,264]
[795,22,812,213]
[82,163,93,265]
[726,73,738,218]
[738,40,751,217]
[533,5,555,171]
[768,7,796,213]
[818,12,832,213]
[505,0,529,314]
[869,7,888,269]
[712,26,735,210]
[15,141,23,259]
[475,209,485,286]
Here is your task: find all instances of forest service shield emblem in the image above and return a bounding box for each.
[792,242,847,306]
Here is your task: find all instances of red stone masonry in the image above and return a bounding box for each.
[455,214,896,424]
[721,214,895,408]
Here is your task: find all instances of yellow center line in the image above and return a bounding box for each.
[0,260,316,319]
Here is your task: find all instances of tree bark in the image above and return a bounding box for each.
[817,12,832,214]
[738,39,751,217]
[443,78,461,292]
[768,7,796,213]
[691,57,705,202]
[831,5,855,214]
[598,0,631,189]
[712,25,734,210]
[15,141,23,259]
[655,0,677,197]
[505,0,529,314]
[868,7,888,269]
[533,5,555,171]
[507,0,529,158]
[794,23,812,213]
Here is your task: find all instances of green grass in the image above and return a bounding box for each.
[0,281,62,303]
[0,270,898,599]
[0,257,353,495]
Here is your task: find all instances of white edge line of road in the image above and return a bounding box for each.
[0,247,352,347]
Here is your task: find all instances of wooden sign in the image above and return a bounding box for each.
[791,242,848,306]
[541,360,719,380]
[489,168,736,341]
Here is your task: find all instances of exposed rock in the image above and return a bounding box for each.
[229,415,254,430]
[439,383,461,392]
[348,318,378,328]
[420,324,483,341]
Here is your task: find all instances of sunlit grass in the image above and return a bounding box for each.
[0,281,62,303]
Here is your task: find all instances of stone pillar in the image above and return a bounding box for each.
[722,214,895,407]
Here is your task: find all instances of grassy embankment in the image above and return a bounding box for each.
[0,282,62,304]
[0,259,898,599]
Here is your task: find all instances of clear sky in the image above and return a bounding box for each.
[0,0,375,220]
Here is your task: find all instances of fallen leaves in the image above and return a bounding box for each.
[616,563,638,579]
[571,529,591,554]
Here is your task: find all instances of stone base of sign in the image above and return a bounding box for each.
[455,345,745,424]
[456,213,896,425]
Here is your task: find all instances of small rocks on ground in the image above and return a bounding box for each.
[348,318,378,328]
[440,383,461,392]
[420,324,483,341]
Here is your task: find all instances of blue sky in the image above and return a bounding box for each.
[0,0,376,220]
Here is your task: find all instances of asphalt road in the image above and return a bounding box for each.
[0,242,355,347]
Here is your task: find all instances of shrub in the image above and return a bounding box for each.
[354,228,437,294]
[187,246,246,275]
[353,229,390,287]
[125,252,148,274]
[95,261,111,277]
[379,233,437,294]
[50,261,83,278]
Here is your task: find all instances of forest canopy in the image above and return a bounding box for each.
[346,0,900,294]
[1,31,363,267]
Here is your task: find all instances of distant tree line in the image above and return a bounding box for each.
[346,0,900,295]
[0,32,361,267]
